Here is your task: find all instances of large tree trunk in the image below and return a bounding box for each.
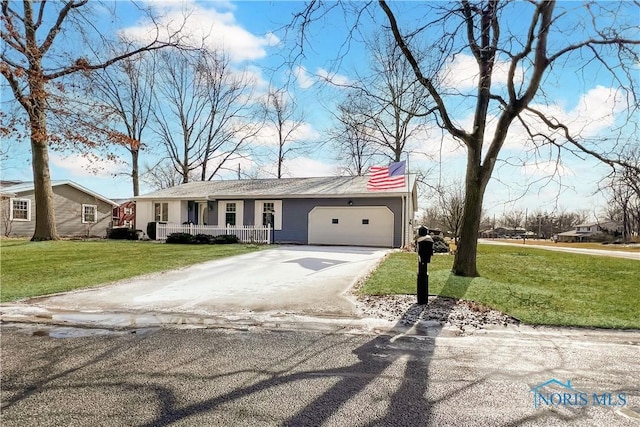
[131,148,139,196]
[452,147,490,277]
[30,109,59,241]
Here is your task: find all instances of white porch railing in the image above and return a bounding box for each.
[156,223,271,244]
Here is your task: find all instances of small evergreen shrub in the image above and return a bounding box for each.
[108,227,139,240]
[194,234,213,244]
[166,232,195,244]
[213,234,239,244]
[147,222,157,240]
[432,235,450,253]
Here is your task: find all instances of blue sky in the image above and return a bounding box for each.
[2,0,637,219]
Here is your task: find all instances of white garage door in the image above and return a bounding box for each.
[308,206,394,247]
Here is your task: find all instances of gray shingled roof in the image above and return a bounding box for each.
[0,180,118,206]
[135,176,416,200]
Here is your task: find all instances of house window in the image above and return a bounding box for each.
[82,204,97,223]
[124,220,133,228]
[362,219,369,225]
[332,218,339,224]
[124,207,133,215]
[154,202,168,222]
[254,200,282,230]
[225,203,237,226]
[262,202,275,227]
[218,201,244,227]
[10,198,30,221]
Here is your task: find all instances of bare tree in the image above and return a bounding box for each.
[437,182,465,244]
[262,87,306,179]
[605,146,640,242]
[151,48,258,183]
[330,92,379,176]
[414,207,438,229]
[501,210,526,235]
[292,1,640,276]
[361,33,432,162]
[141,159,194,191]
[1,196,12,237]
[526,210,555,239]
[75,50,157,196]
[1,0,185,240]
[553,208,587,234]
[333,33,432,164]
[198,51,261,181]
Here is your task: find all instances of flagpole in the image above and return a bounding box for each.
[406,153,410,247]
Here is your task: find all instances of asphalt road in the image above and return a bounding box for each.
[2,323,639,426]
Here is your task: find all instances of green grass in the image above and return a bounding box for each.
[0,239,263,302]
[361,244,640,329]
[2,240,638,329]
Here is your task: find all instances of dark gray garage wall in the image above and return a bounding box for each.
[276,197,403,247]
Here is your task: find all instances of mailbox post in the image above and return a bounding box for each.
[416,226,434,304]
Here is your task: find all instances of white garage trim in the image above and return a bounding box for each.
[308,206,394,247]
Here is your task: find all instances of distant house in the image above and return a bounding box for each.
[134,176,418,248]
[0,180,118,238]
[555,220,621,242]
[480,226,526,239]
[112,199,136,229]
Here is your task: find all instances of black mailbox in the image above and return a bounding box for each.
[416,226,433,304]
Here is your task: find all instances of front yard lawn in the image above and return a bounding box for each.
[361,244,639,329]
[0,239,263,302]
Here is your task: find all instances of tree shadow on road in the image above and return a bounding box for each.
[133,274,474,426]
[2,273,600,426]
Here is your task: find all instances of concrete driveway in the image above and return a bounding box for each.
[8,246,390,326]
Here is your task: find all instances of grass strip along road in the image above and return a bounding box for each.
[360,244,639,329]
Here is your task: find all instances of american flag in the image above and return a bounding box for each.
[367,161,406,190]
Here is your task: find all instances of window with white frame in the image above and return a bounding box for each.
[154,202,168,222]
[262,202,275,227]
[225,202,237,226]
[217,201,244,227]
[10,198,30,221]
[82,204,97,223]
[254,200,282,230]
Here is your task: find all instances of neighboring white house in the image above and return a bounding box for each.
[555,220,621,242]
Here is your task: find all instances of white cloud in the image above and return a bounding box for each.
[440,54,518,90]
[520,160,574,177]
[280,157,337,177]
[316,68,351,86]
[249,121,320,147]
[50,153,123,177]
[120,2,278,62]
[200,153,257,180]
[503,85,625,151]
[294,66,315,89]
[408,124,466,160]
[294,66,350,89]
